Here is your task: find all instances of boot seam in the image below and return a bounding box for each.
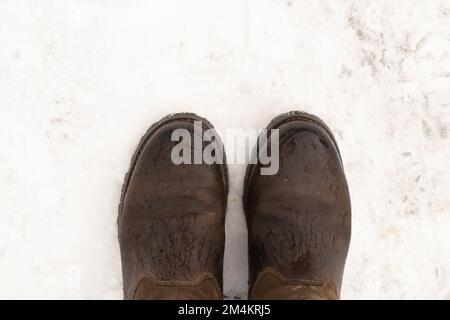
[251,267,338,298]
[132,272,222,299]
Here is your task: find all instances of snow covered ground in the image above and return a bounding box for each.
[1,0,449,299]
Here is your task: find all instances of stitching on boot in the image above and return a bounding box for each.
[251,267,338,298]
[132,272,222,299]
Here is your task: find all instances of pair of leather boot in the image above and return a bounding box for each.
[118,112,351,300]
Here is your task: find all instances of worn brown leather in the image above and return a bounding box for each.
[244,111,351,300]
[118,113,228,300]
[133,275,222,300]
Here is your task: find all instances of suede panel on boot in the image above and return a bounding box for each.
[244,111,351,300]
[119,113,228,300]
[133,275,222,300]
[250,267,338,300]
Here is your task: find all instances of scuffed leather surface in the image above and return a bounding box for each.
[245,114,351,300]
[119,116,227,300]
[134,274,222,300]
[251,267,338,300]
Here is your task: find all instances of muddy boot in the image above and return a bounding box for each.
[244,111,351,300]
[119,113,228,300]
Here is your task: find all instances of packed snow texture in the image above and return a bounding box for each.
[0,0,450,299]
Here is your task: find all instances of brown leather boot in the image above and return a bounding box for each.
[244,111,351,300]
[119,113,228,300]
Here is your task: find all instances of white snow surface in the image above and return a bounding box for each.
[1,0,450,299]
